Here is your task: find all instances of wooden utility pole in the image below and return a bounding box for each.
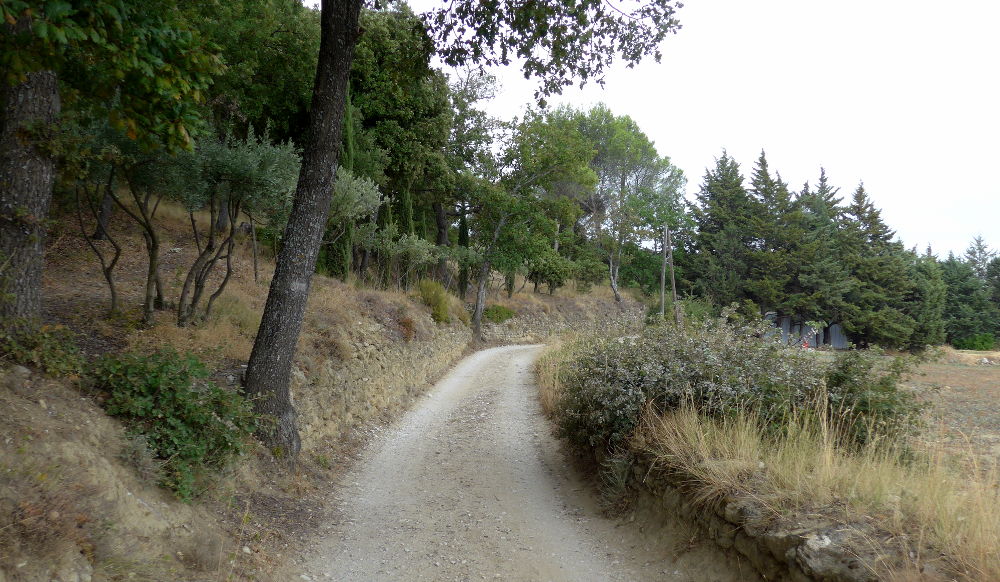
[666,226,681,325]
[659,225,667,319]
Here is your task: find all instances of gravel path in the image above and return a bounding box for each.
[296,345,750,582]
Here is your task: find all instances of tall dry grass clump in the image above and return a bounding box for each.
[639,407,1000,580]
[535,336,580,417]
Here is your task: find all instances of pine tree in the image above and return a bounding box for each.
[905,251,947,348]
[745,151,796,315]
[690,152,756,307]
[987,257,1000,306]
[963,235,995,279]
[940,253,1000,345]
[838,183,915,348]
[786,176,852,325]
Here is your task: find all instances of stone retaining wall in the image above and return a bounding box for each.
[630,455,921,582]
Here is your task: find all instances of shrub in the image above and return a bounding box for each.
[572,257,606,293]
[528,249,574,294]
[417,279,450,323]
[952,333,996,351]
[483,304,515,324]
[824,348,925,446]
[89,350,257,500]
[555,318,921,452]
[0,321,83,377]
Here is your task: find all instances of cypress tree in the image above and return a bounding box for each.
[690,152,755,307]
[787,176,851,325]
[838,183,915,348]
[745,151,796,315]
[905,251,947,348]
[941,253,1000,345]
[963,235,995,279]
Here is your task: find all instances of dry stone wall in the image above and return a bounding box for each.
[630,454,923,582]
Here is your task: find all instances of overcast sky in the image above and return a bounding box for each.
[410,0,999,257]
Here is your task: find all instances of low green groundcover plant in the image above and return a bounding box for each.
[483,304,515,324]
[556,316,923,452]
[0,321,83,377]
[89,350,257,500]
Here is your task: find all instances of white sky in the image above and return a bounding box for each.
[407,0,1000,257]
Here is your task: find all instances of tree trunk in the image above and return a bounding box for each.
[0,69,60,325]
[242,0,363,462]
[91,189,114,240]
[609,260,622,303]
[76,176,122,316]
[471,258,491,343]
[434,201,450,285]
[142,230,160,326]
[471,215,508,342]
[457,208,469,300]
[250,215,260,283]
[215,196,229,233]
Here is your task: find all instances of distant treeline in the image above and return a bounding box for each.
[637,151,999,351]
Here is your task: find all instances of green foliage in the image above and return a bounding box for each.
[953,333,996,351]
[905,252,947,349]
[941,254,1000,345]
[89,350,257,500]
[417,279,450,323]
[483,304,515,324]
[1,0,221,150]
[677,297,717,321]
[177,0,321,143]
[554,320,921,453]
[572,257,606,293]
[425,0,682,99]
[0,321,83,377]
[576,104,682,298]
[689,152,755,307]
[527,248,574,293]
[824,348,925,446]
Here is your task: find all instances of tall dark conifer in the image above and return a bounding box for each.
[941,253,1000,344]
[787,175,851,324]
[838,183,915,347]
[745,151,796,315]
[690,152,755,307]
[905,250,947,348]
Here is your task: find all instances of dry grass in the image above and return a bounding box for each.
[534,336,578,418]
[638,407,1000,580]
[936,345,1000,365]
[537,337,1000,580]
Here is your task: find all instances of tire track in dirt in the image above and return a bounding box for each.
[296,345,753,582]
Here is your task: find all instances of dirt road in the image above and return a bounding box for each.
[296,345,753,582]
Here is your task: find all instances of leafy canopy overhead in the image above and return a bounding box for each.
[1,0,221,150]
[422,0,683,100]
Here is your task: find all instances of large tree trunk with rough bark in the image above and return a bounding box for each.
[242,0,363,461]
[0,70,60,326]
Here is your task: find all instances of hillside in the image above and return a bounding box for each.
[0,206,642,581]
